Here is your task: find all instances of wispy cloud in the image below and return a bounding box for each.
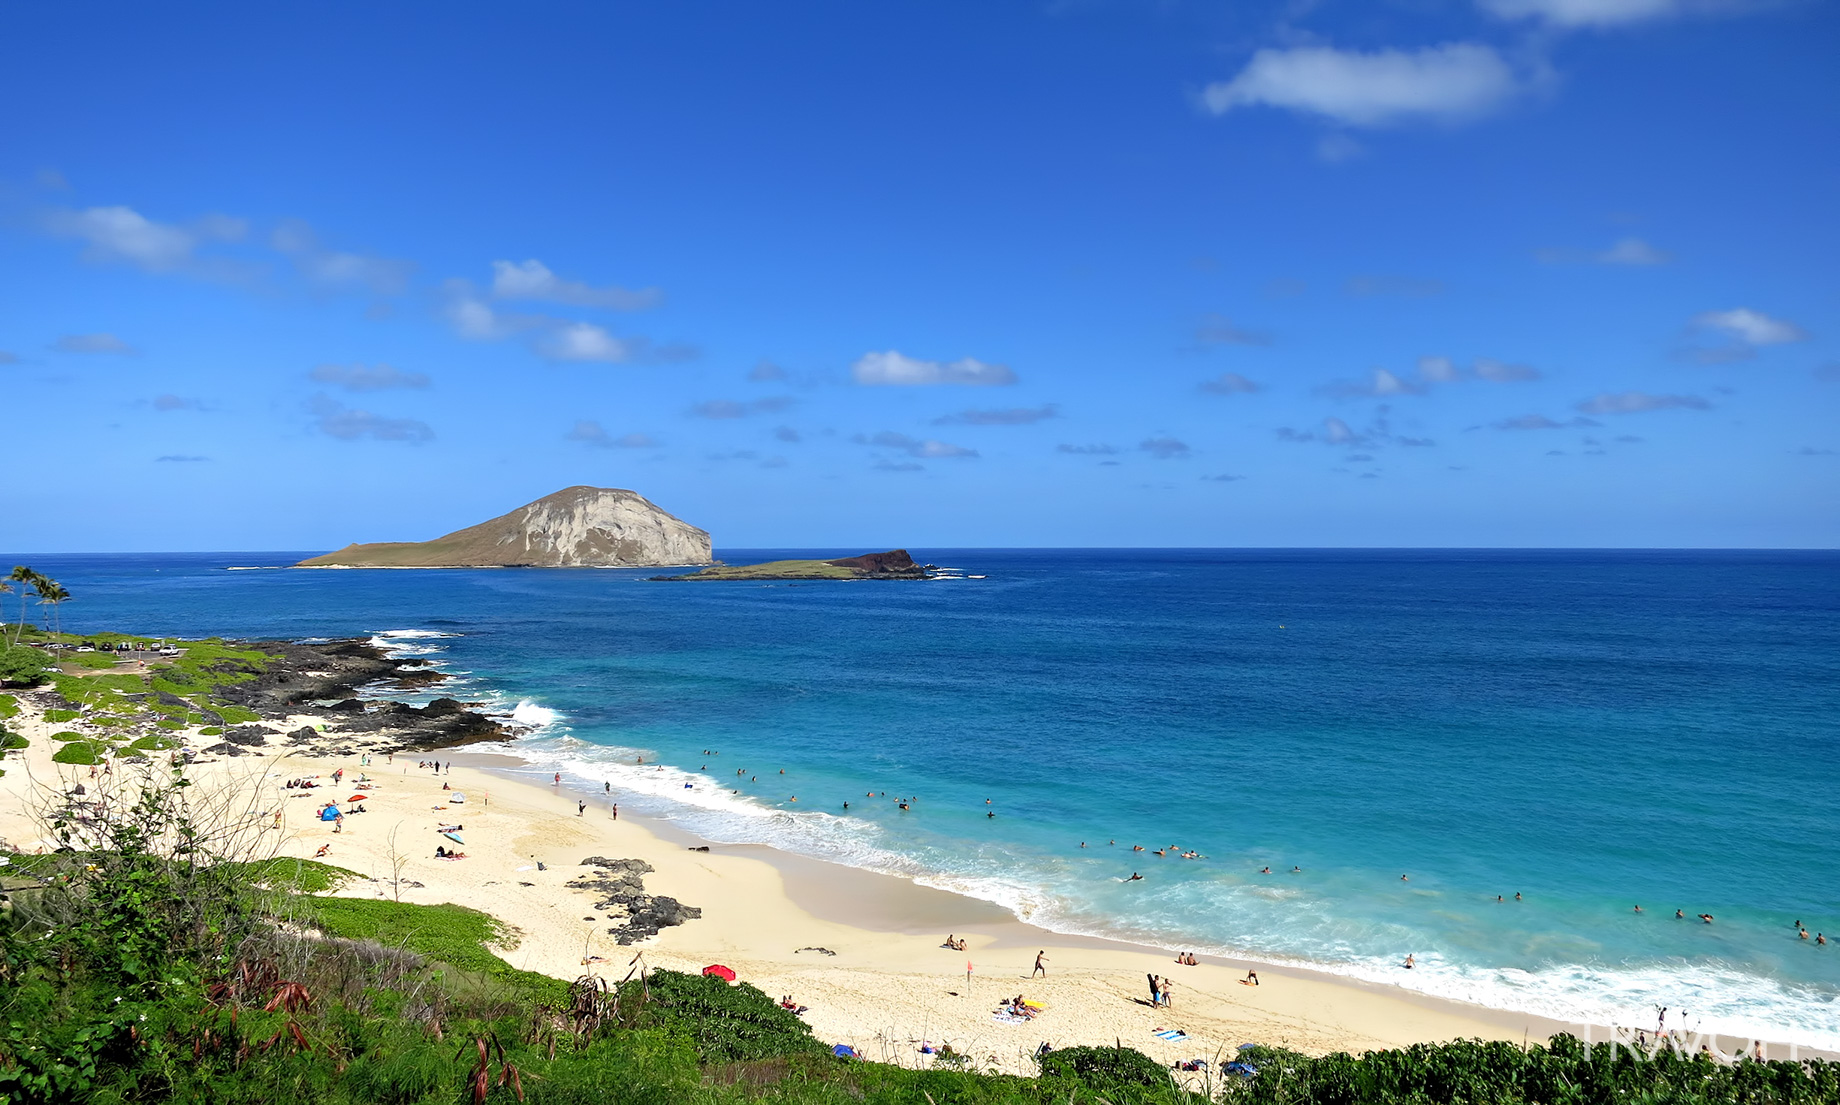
[1205,44,1523,128]
[1194,313,1270,346]
[1493,413,1600,430]
[536,322,696,365]
[565,421,657,449]
[1201,473,1245,482]
[1691,308,1807,347]
[1346,275,1444,298]
[0,350,17,364]
[1538,237,1673,265]
[1480,0,1714,29]
[1057,443,1118,455]
[155,454,209,463]
[490,259,660,311]
[1321,356,1539,398]
[272,218,413,295]
[1140,437,1192,459]
[854,431,979,458]
[934,404,1060,426]
[309,363,430,391]
[852,350,1017,386]
[749,359,790,382]
[1199,372,1262,395]
[44,204,246,275]
[54,333,135,355]
[309,395,433,443]
[1575,391,1709,415]
[774,426,801,443]
[689,397,795,419]
[152,394,201,411]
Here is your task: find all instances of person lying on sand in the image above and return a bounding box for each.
[1242,971,1259,986]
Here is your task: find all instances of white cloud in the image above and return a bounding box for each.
[1537,237,1675,265]
[1323,417,1361,445]
[44,205,244,273]
[1417,356,1461,383]
[1199,372,1263,395]
[855,431,979,458]
[852,350,1018,386]
[155,454,209,463]
[1057,443,1118,455]
[539,322,634,363]
[309,363,430,391]
[1575,391,1709,415]
[309,395,433,443]
[54,333,135,355]
[1480,0,1684,28]
[490,259,660,310]
[1692,308,1808,346]
[689,397,795,419]
[1346,275,1444,297]
[566,421,657,448]
[934,404,1060,425]
[1140,437,1192,459]
[1474,358,1540,382]
[1316,133,1365,163]
[1598,237,1672,265]
[272,219,413,295]
[1204,44,1522,128]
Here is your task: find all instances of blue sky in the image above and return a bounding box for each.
[2,0,1835,551]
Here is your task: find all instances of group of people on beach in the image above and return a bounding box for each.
[940,935,968,951]
[1146,974,1176,1007]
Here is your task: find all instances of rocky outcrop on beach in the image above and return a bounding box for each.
[570,857,703,944]
[293,486,713,569]
[215,637,510,752]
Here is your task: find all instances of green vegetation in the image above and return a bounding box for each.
[51,739,105,765]
[1,727,25,751]
[2,763,1833,1105]
[0,644,51,687]
[128,734,179,752]
[50,730,86,741]
[0,692,18,718]
[44,708,80,723]
[662,559,861,581]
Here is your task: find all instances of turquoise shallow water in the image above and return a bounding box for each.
[13,549,1840,1046]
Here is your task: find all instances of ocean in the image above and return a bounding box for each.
[10,549,1839,1048]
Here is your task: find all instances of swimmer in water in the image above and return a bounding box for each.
[1403,954,1415,969]
[986,811,995,819]
[1676,909,1685,918]
[1127,872,1143,881]
[1634,905,1643,913]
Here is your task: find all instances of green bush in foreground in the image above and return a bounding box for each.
[0,645,51,687]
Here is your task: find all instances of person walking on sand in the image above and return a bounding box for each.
[1160,977,1174,1007]
[611,804,618,819]
[1147,973,1161,1005]
[1033,951,1048,977]
[577,800,586,816]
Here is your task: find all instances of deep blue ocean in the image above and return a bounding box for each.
[10,549,1839,1047]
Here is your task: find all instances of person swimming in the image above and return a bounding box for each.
[1403,954,1415,969]
[1127,872,1143,881]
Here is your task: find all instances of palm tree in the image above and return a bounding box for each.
[7,567,39,647]
[33,577,70,640]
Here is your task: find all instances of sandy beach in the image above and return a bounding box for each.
[3,698,1820,1073]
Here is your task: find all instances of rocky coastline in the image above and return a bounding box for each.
[209,637,512,755]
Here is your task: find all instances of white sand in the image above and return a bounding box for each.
[7,696,1816,1073]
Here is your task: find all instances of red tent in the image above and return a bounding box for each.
[702,964,737,982]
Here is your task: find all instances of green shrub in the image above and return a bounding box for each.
[128,734,177,751]
[0,693,17,718]
[51,730,86,741]
[1,727,26,751]
[301,897,565,1005]
[630,970,826,1064]
[198,726,222,736]
[216,705,261,725]
[0,645,51,687]
[1039,1044,1172,1090]
[45,709,80,723]
[70,651,121,670]
[52,740,104,765]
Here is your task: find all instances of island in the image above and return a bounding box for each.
[294,486,712,569]
[651,549,936,581]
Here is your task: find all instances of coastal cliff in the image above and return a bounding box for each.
[295,486,712,569]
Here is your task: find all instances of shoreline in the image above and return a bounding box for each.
[4,631,1831,1070]
[436,749,1834,1065]
[3,716,1829,1070]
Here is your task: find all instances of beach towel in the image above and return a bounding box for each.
[1153,1030,1190,1043]
[992,1013,1029,1024]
